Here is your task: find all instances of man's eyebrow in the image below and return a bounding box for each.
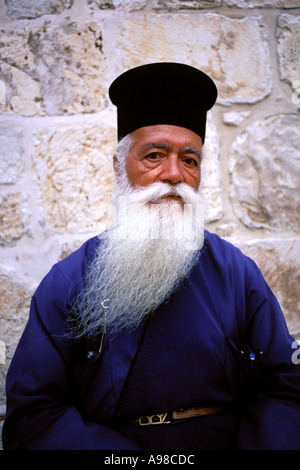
[140,143,202,158]
[182,146,202,160]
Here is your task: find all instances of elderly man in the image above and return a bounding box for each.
[3,63,300,450]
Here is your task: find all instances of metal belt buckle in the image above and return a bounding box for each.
[138,412,171,426]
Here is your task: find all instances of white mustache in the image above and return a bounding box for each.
[124,182,200,206]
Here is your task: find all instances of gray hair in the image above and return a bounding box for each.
[113,134,134,191]
[114,134,134,165]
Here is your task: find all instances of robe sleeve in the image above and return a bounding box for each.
[2,263,140,450]
[235,258,300,450]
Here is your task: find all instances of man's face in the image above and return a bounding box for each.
[121,125,202,199]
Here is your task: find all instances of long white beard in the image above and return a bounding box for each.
[73,182,205,338]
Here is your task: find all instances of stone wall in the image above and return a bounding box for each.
[0,0,299,445]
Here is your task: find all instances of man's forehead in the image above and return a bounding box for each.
[131,125,203,149]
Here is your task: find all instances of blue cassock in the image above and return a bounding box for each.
[2,231,300,450]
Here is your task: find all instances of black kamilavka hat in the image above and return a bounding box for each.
[109,62,217,143]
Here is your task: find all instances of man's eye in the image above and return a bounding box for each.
[145,152,161,160]
[184,157,198,167]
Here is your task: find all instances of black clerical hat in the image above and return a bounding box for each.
[109,62,217,143]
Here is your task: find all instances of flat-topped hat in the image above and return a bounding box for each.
[109,62,217,143]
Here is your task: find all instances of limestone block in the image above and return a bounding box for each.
[0,341,5,366]
[114,13,272,104]
[225,0,300,7]
[32,119,117,234]
[7,67,42,117]
[0,81,5,105]
[0,270,31,403]
[0,21,106,116]
[214,221,238,238]
[88,0,147,9]
[153,0,221,9]
[6,0,73,19]
[201,115,223,223]
[0,271,30,364]
[0,124,24,184]
[0,27,41,115]
[277,14,300,88]
[0,193,28,246]
[229,114,300,232]
[223,111,251,127]
[235,238,300,340]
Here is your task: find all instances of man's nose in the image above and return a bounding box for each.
[159,156,183,185]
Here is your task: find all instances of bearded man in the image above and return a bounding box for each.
[3,63,300,451]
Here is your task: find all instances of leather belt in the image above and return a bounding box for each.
[129,405,226,426]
